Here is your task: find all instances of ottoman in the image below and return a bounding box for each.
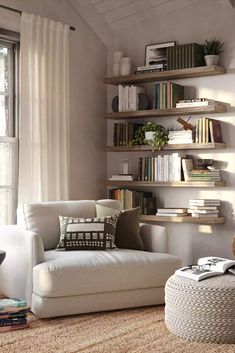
[165,274,235,343]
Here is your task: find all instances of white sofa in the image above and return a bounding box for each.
[0,199,181,318]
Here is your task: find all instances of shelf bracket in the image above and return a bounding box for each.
[228,0,235,7]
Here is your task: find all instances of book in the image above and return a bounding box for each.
[176,101,214,108]
[0,317,27,327]
[109,174,134,181]
[187,209,219,214]
[156,212,188,217]
[189,199,221,206]
[157,208,188,214]
[209,119,222,143]
[175,256,235,281]
[0,298,27,311]
[190,213,219,217]
[136,64,165,71]
[0,323,29,332]
[0,309,29,319]
[190,205,217,210]
[182,158,193,181]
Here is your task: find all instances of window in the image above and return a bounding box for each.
[0,30,19,224]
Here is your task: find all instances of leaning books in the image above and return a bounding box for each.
[175,256,235,281]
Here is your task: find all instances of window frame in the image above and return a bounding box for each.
[0,29,19,224]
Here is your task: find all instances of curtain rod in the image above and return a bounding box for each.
[0,4,76,31]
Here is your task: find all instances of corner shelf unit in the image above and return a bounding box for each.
[105,65,227,225]
[107,142,226,152]
[139,215,226,224]
[106,181,226,188]
[104,65,226,85]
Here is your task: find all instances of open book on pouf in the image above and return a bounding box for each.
[175,256,235,281]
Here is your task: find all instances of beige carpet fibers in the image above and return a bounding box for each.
[0,306,235,353]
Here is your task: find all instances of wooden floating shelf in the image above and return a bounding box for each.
[140,215,226,224]
[107,142,226,152]
[105,103,226,120]
[106,181,226,188]
[104,65,226,85]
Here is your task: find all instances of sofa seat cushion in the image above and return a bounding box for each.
[33,250,180,298]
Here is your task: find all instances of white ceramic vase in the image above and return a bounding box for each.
[204,55,219,66]
[145,131,156,141]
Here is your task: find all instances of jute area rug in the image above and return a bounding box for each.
[0,305,235,353]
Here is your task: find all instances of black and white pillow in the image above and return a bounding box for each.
[57,215,119,250]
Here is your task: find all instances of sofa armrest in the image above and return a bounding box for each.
[0,225,45,304]
[139,223,168,253]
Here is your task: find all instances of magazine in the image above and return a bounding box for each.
[175,256,235,281]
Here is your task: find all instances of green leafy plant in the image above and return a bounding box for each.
[130,121,168,151]
[203,38,224,55]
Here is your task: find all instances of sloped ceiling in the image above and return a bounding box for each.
[69,0,234,47]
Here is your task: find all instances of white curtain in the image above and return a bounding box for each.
[18,13,70,203]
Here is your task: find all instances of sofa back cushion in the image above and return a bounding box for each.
[18,199,121,250]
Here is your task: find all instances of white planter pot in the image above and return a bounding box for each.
[145,131,156,141]
[204,55,219,66]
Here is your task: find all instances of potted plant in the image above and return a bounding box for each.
[130,121,168,151]
[202,38,224,66]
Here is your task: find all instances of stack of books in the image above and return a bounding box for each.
[109,174,134,181]
[188,199,221,218]
[195,117,222,143]
[166,43,204,70]
[118,85,145,112]
[168,130,194,144]
[137,153,182,182]
[109,189,156,215]
[156,208,188,217]
[0,298,30,332]
[176,98,216,108]
[153,82,184,109]
[188,168,221,182]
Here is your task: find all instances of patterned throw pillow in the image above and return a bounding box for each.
[57,215,119,250]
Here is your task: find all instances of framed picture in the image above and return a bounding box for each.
[145,41,176,67]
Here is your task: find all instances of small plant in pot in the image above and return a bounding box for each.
[130,121,168,151]
[202,38,224,66]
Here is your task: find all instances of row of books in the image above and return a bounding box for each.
[118,85,145,112]
[153,82,184,109]
[137,153,181,182]
[113,122,143,146]
[187,199,221,218]
[109,189,156,215]
[195,117,222,143]
[0,298,30,332]
[166,42,204,70]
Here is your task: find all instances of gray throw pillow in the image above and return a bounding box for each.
[96,204,144,250]
[57,215,119,250]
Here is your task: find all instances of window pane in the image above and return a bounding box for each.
[0,142,12,185]
[0,95,9,136]
[0,189,12,224]
[0,45,9,93]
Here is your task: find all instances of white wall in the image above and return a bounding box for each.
[0,0,107,200]
[107,0,235,264]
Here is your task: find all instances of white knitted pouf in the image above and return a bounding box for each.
[165,274,235,343]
